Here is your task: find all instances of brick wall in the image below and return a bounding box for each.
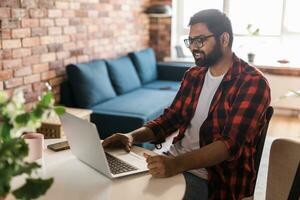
[149,0,172,61]
[0,0,172,108]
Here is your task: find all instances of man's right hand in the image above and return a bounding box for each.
[102,133,133,152]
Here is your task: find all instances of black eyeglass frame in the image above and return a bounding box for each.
[184,34,215,49]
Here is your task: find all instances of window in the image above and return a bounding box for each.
[173,0,300,60]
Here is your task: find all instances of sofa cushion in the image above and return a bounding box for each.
[106,56,141,95]
[143,80,181,91]
[91,88,176,121]
[129,48,157,84]
[66,60,116,108]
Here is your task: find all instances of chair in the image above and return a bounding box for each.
[288,161,300,200]
[266,138,300,200]
[253,106,274,191]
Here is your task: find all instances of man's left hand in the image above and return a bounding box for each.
[143,153,180,178]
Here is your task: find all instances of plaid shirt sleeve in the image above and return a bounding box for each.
[218,75,271,161]
[144,69,194,143]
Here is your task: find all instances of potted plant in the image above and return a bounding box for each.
[0,90,65,200]
[246,24,260,63]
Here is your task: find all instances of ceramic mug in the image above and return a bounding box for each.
[22,133,44,162]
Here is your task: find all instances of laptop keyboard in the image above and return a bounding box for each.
[105,152,138,175]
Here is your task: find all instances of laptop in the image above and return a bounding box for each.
[60,112,148,178]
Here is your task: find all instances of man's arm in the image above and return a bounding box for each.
[144,141,229,178]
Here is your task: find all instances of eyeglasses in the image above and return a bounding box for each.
[184,34,215,49]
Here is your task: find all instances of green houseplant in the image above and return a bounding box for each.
[0,90,65,200]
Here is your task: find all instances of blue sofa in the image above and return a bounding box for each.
[61,48,192,144]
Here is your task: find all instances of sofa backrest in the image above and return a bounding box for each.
[66,60,117,108]
[129,48,157,84]
[61,48,159,107]
[105,55,142,95]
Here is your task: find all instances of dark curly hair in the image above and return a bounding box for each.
[189,9,233,48]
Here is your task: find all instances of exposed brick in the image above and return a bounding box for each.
[48,43,63,52]
[48,9,62,18]
[22,55,40,66]
[0,70,13,81]
[32,63,49,73]
[77,55,89,63]
[55,1,69,9]
[55,18,69,26]
[31,27,47,36]
[49,60,63,69]
[63,10,75,18]
[1,29,11,40]
[21,19,39,28]
[32,82,47,92]
[29,9,46,18]
[2,59,22,69]
[0,8,11,18]
[70,2,80,10]
[4,78,23,89]
[22,37,40,47]
[56,51,70,59]
[32,45,48,55]
[11,9,28,18]
[12,28,31,39]
[21,0,38,8]
[1,49,12,59]
[64,57,76,66]
[40,19,54,27]
[48,27,62,35]
[2,39,22,49]
[12,48,32,58]
[24,74,40,84]
[41,53,56,63]
[0,19,20,29]
[0,0,20,7]
[63,26,76,34]
[40,36,55,45]
[41,70,56,80]
[38,0,54,9]
[14,66,32,77]
[49,76,64,86]
[17,84,33,94]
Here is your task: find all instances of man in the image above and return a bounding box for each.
[103,9,270,200]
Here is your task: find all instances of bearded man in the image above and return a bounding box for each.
[103,9,271,200]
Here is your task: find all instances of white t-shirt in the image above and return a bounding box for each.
[169,68,225,179]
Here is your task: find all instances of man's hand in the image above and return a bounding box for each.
[143,153,180,178]
[102,133,133,152]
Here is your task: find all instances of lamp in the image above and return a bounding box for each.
[145,5,172,16]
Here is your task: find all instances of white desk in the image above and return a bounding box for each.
[9,139,185,200]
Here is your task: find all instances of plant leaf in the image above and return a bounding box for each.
[13,162,41,176]
[12,178,54,200]
[54,106,65,115]
[39,92,53,107]
[15,113,31,125]
[0,123,12,141]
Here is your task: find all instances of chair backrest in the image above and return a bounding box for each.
[253,106,274,189]
[266,138,300,200]
[288,161,300,200]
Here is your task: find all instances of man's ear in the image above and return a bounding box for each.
[220,32,230,48]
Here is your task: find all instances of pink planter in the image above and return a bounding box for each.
[22,133,44,162]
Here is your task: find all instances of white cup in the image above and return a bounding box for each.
[22,133,44,162]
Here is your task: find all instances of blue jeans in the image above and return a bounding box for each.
[182,172,208,200]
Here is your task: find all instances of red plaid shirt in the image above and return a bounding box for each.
[145,54,271,200]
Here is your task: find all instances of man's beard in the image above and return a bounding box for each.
[192,40,223,68]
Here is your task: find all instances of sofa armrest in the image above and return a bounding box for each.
[157,62,193,81]
[60,80,77,107]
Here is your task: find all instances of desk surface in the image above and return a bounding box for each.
[9,139,185,200]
